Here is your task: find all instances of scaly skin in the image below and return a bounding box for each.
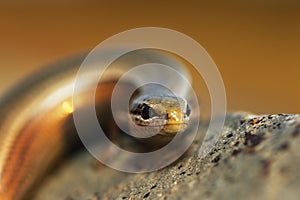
[0,49,191,200]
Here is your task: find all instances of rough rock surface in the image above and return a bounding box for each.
[34,113,300,200]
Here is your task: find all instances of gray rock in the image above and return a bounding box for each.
[34,113,300,200]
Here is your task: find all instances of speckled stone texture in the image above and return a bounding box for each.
[34,113,300,200]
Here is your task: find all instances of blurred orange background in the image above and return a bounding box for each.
[0,1,299,114]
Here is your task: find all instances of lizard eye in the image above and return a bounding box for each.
[140,104,158,119]
[186,104,191,116]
